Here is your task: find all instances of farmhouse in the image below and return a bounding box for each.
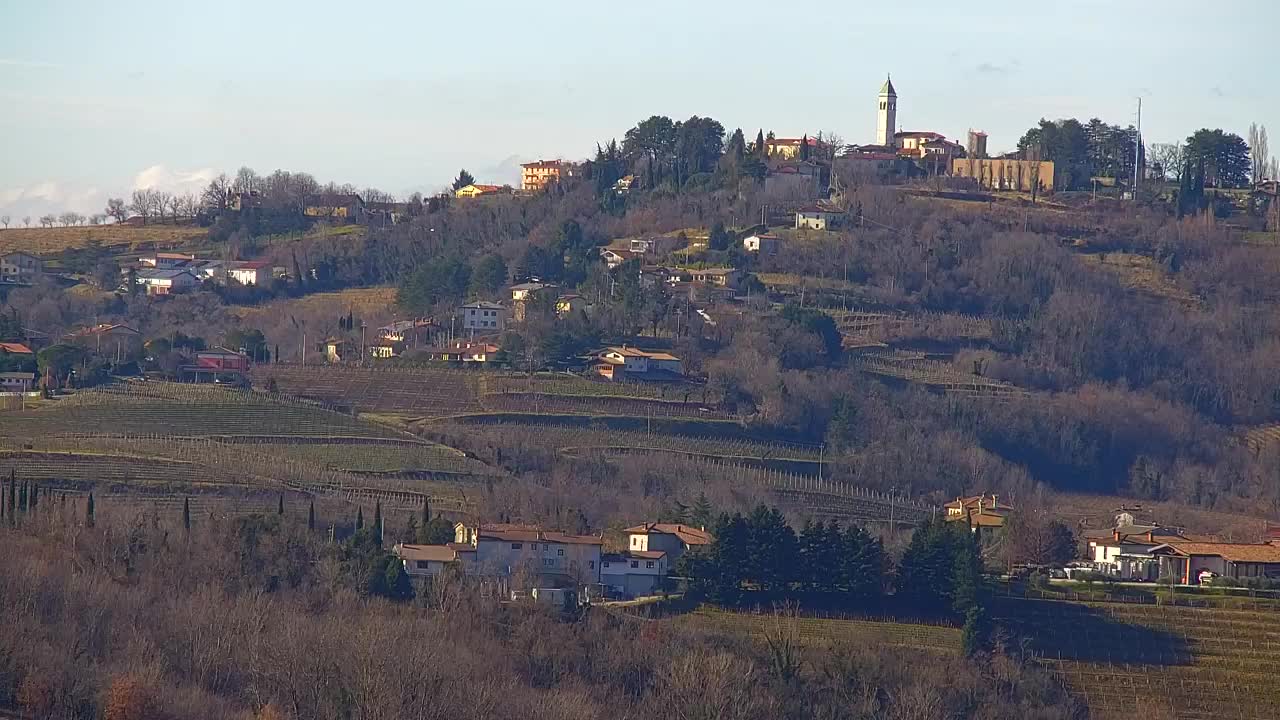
[795,206,843,231]
[766,136,819,160]
[595,346,683,381]
[556,294,588,317]
[0,252,43,285]
[394,543,468,579]
[453,522,603,588]
[0,372,35,392]
[944,494,1013,534]
[460,301,507,333]
[0,342,34,358]
[1149,541,1280,584]
[135,268,199,295]
[599,248,633,269]
[68,324,142,355]
[629,236,682,256]
[600,551,668,599]
[455,184,506,199]
[1087,524,1203,581]
[743,233,782,255]
[378,318,434,345]
[180,347,250,382]
[139,252,196,269]
[228,261,272,286]
[682,267,742,289]
[624,522,712,564]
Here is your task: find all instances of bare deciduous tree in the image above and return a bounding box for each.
[39,214,55,228]
[22,216,31,228]
[129,189,156,224]
[57,211,77,227]
[1248,123,1270,185]
[0,215,9,229]
[1149,143,1185,182]
[90,214,105,226]
[105,197,127,223]
[202,174,232,211]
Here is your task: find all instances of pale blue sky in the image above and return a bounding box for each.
[1,0,1276,217]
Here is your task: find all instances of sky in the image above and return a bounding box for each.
[1,0,1276,221]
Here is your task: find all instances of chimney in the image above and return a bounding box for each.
[991,494,998,509]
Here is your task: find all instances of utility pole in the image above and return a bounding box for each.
[1133,97,1142,200]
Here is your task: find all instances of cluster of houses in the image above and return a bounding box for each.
[1085,507,1280,585]
[1,251,43,286]
[0,340,37,393]
[944,494,1280,586]
[392,520,712,601]
[453,159,581,200]
[128,252,281,295]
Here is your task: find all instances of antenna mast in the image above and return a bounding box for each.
[1133,97,1142,199]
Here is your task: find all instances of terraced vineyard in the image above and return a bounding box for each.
[852,350,1029,397]
[995,598,1280,719]
[252,440,496,476]
[676,607,962,653]
[252,365,486,415]
[479,392,732,420]
[0,382,404,439]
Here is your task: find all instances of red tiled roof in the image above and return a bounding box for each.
[0,342,33,354]
[624,522,713,546]
[470,523,604,546]
[1150,542,1280,564]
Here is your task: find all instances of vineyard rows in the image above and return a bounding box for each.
[479,392,734,421]
[679,608,961,652]
[852,353,1029,397]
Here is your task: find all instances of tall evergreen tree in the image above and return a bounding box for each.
[308,499,316,531]
[29,482,37,511]
[18,480,27,512]
[374,501,383,547]
[278,494,285,515]
[86,492,95,528]
[755,129,766,158]
[182,497,191,531]
[422,496,431,526]
[356,506,364,531]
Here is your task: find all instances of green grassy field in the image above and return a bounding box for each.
[671,607,962,652]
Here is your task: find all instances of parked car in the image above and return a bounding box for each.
[1198,570,1218,584]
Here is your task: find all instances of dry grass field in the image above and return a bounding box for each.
[1050,491,1268,541]
[231,286,397,324]
[0,224,206,255]
[1078,251,1201,307]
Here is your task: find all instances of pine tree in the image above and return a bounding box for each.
[18,480,27,512]
[182,497,191,531]
[356,506,364,531]
[86,492,95,528]
[277,494,285,515]
[374,501,383,547]
[308,499,316,531]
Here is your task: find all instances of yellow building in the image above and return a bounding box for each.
[952,158,1055,193]
[521,160,569,191]
[455,184,505,199]
[766,137,819,160]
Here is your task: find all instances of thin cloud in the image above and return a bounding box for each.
[0,58,61,69]
[976,60,1019,75]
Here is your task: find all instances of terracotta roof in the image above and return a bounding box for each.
[0,342,33,354]
[395,544,458,563]
[462,301,505,310]
[624,522,713,546]
[467,523,604,546]
[630,550,667,560]
[1150,542,1280,564]
[896,131,945,139]
[71,323,140,337]
[231,260,272,270]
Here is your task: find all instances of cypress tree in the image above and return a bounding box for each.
[182,497,191,531]
[6,474,13,525]
[86,492,95,528]
[29,482,38,511]
[277,494,285,515]
[374,501,383,547]
[356,506,364,531]
[18,480,27,512]
[421,496,430,526]
[308,499,316,531]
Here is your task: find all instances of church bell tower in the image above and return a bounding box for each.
[877,75,897,148]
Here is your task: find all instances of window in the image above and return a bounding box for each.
[630,561,639,569]
[646,561,655,569]
[416,560,430,569]
[557,549,564,556]
[511,543,522,550]
[602,561,610,568]
[543,558,554,567]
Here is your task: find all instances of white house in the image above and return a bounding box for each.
[629,236,682,256]
[0,372,36,392]
[139,252,196,269]
[0,252,42,285]
[453,522,603,586]
[743,234,782,255]
[595,347,683,381]
[394,543,468,579]
[624,522,713,564]
[135,268,199,295]
[461,301,507,333]
[682,267,742,289]
[1087,523,1204,581]
[228,260,271,286]
[599,249,630,269]
[601,551,669,599]
[795,206,843,231]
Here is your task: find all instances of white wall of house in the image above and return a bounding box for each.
[462,305,506,331]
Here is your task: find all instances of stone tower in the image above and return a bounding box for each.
[877,75,897,148]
